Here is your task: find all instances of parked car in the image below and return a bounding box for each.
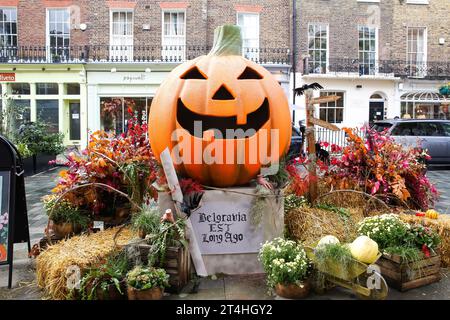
[287,126,303,159]
[373,119,450,165]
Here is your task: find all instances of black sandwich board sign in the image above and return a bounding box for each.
[0,135,30,288]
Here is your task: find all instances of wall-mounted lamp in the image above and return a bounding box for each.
[439,38,445,45]
[111,68,117,73]
[145,68,152,73]
[12,67,16,71]
[79,23,87,32]
[42,67,46,71]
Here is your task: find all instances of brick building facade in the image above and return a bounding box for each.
[293,0,450,129]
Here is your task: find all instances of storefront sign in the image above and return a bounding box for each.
[0,73,15,82]
[190,190,263,255]
[122,74,147,82]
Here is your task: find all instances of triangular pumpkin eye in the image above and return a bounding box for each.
[181,66,208,79]
[238,67,263,80]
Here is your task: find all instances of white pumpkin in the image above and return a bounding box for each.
[349,236,379,264]
[317,235,340,247]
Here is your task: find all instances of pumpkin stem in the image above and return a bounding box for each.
[209,25,243,56]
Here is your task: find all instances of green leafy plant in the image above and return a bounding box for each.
[250,185,272,226]
[17,142,33,158]
[147,218,187,267]
[16,121,65,155]
[43,194,91,228]
[126,266,169,291]
[408,224,441,252]
[131,207,161,236]
[80,251,129,300]
[383,245,424,262]
[258,237,310,288]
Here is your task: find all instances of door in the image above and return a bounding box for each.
[69,102,81,141]
[369,101,384,124]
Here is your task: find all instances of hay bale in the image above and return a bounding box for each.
[285,207,365,245]
[400,213,450,268]
[36,227,137,300]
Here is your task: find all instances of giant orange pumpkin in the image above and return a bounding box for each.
[149,25,291,187]
[0,244,6,262]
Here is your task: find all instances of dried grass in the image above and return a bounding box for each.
[399,213,450,267]
[285,207,366,245]
[36,227,137,300]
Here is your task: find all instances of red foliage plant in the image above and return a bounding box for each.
[319,127,437,210]
[52,109,160,215]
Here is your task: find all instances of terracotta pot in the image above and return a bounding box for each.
[275,282,310,299]
[127,286,164,300]
[96,283,126,300]
[53,222,74,238]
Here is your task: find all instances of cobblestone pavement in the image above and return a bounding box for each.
[1,168,450,300]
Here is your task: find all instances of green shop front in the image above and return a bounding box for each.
[0,64,88,147]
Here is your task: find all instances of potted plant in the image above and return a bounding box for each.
[126,266,169,300]
[259,237,311,299]
[16,142,34,176]
[131,207,160,239]
[358,214,442,291]
[15,121,65,174]
[43,195,91,238]
[80,252,129,300]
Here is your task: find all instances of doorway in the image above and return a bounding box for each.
[369,93,385,124]
[69,102,81,141]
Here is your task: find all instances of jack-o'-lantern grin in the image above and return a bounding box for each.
[176,98,270,139]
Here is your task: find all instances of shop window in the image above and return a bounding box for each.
[10,83,30,95]
[2,99,30,134]
[66,83,80,95]
[100,97,152,135]
[37,83,59,95]
[37,100,59,132]
[318,91,344,124]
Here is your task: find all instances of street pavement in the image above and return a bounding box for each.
[0,167,450,300]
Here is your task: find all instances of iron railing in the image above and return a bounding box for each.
[313,127,365,152]
[304,58,450,80]
[0,45,291,65]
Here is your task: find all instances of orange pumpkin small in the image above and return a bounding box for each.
[149,25,292,187]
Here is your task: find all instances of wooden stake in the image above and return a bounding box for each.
[305,90,318,203]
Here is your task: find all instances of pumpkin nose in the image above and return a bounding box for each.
[212,85,235,100]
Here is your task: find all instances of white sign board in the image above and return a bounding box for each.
[190,190,264,255]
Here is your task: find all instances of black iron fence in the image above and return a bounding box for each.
[0,45,291,65]
[304,58,450,80]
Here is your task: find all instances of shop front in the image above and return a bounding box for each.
[0,65,87,147]
[86,64,175,142]
[400,91,450,120]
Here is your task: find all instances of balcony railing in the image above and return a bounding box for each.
[0,45,291,65]
[304,58,450,79]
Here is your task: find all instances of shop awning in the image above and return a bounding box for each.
[401,91,449,103]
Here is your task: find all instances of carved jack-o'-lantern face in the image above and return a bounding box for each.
[149,25,291,187]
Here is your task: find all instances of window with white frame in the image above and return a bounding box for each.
[308,23,328,74]
[237,13,259,61]
[358,26,377,75]
[318,91,344,124]
[162,11,185,61]
[407,27,427,77]
[0,8,17,47]
[110,10,134,62]
[47,8,70,61]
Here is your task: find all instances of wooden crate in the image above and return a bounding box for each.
[377,252,441,292]
[134,244,191,293]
